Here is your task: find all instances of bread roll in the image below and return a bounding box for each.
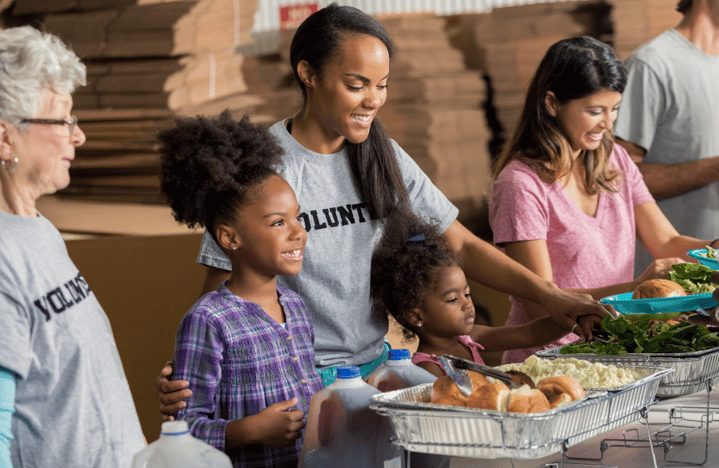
[466,382,510,411]
[632,279,686,299]
[537,376,586,409]
[430,375,468,407]
[430,371,490,407]
[505,385,551,413]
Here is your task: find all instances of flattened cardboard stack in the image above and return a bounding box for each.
[2,0,265,203]
[378,15,492,224]
[39,0,257,112]
[611,0,682,60]
[59,108,172,203]
[460,2,591,142]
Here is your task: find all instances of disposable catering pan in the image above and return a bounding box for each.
[536,345,719,398]
[370,366,672,459]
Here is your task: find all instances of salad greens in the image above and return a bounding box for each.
[560,313,719,355]
[668,263,717,294]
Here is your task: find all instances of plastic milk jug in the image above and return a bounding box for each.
[367,349,449,468]
[131,421,232,468]
[299,365,401,468]
[366,348,437,391]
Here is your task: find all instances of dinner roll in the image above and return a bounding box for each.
[537,376,586,409]
[430,370,491,407]
[466,382,510,411]
[430,375,468,407]
[505,385,551,413]
[632,279,686,299]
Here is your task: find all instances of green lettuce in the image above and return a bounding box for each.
[559,313,719,355]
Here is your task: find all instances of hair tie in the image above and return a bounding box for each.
[407,233,437,251]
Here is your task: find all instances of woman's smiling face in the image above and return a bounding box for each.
[547,88,622,157]
[307,33,390,147]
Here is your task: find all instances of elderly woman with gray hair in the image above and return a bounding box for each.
[0,27,145,466]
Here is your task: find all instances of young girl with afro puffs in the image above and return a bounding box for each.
[371,215,599,378]
[158,111,324,468]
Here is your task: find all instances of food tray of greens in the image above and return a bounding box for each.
[600,263,718,313]
[370,366,671,459]
[536,314,719,397]
[688,247,719,270]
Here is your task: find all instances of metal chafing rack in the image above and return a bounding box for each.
[370,366,672,460]
[535,346,719,465]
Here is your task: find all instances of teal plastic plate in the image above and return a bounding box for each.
[687,249,719,270]
[600,291,718,314]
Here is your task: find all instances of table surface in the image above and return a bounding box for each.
[447,385,719,468]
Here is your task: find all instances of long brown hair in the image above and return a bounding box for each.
[492,36,627,195]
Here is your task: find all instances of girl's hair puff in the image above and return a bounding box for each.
[158,111,284,242]
[371,215,458,341]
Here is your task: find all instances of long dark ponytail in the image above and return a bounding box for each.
[290,3,410,220]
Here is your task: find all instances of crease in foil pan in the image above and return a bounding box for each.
[370,366,672,459]
[536,346,719,398]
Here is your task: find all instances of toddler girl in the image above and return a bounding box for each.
[371,216,598,378]
[158,111,324,467]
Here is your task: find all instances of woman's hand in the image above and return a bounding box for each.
[156,360,192,421]
[542,287,616,340]
[575,314,604,341]
[634,257,684,287]
[226,399,306,449]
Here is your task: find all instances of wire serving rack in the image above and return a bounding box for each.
[370,366,672,461]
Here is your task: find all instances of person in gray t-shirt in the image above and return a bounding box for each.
[158,4,615,415]
[0,27,145,467]
[614,0,719,274]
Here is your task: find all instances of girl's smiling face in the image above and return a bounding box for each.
[418,265,475,337]
[546,87,622,158]
[304,33,390,149]
[229,175,307,278]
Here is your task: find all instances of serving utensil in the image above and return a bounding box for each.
[443,355,523,389]
[439,355,472,397]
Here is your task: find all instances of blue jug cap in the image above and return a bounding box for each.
[388,349,410,360]
[336,365,361,379]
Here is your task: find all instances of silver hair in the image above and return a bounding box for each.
[0,26,86,128]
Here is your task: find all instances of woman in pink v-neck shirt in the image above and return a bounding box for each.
[489,36,716,364]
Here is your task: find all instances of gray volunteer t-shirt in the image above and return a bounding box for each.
[198,120,458,368]
[0,211,144,467]
[614,29,719,273]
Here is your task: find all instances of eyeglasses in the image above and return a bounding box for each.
[20,115,78,138]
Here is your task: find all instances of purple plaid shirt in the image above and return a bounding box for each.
[174,284,324,467]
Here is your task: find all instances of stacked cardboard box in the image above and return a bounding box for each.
[38,0,257,111]
[611,0,682,60]
[457,3,591,142]
[379,15,492,223]
[0,0,265,202]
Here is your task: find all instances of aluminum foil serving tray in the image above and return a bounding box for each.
[370,366,671,460]
[536,345,719,398]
